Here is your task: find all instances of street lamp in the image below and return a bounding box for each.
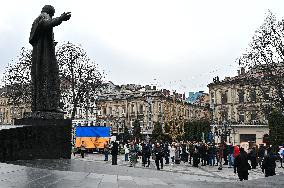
[218,119,231,170]
[231,127,237,145]
[227,126,232,143]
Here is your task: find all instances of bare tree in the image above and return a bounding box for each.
[3,42,105,120]
[3,47,32,114]
[56,42,105,119]
[238,11,284,112]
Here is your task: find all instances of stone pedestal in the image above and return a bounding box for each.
[23,111,65,119]
[0,115,71,162]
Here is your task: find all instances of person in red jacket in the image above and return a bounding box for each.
[234,145,240,158]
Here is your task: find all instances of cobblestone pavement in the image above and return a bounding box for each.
[0,154,283,188]
[72,153,284,182]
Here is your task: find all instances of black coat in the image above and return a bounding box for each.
[111,142,119,155]
[234,151,250,172]
[258,147,265,158]
[142,145,151,158]
[262,153,277,171]
[153,147,164,158]
[249,149,256,159]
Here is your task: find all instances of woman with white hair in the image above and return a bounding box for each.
[169,143,175,164]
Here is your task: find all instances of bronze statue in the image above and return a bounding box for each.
[29,5,71,112]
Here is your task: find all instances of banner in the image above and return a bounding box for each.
[75,126,110,149]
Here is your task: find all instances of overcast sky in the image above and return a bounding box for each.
[1,0,284,95]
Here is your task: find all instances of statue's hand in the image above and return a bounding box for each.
[60,12,71,21]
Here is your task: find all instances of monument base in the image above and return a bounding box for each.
[23,111,64,119]
[0,116,71,162]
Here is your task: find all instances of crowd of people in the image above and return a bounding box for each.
[90,140,284,181]
[70,141,284,181]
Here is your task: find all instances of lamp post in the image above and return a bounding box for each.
[218,119,231,170]
[227,126,232,143]
[231,127,237,145]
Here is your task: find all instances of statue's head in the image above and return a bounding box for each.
[41,5,55,17]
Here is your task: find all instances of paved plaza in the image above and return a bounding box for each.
[0,154,283,187]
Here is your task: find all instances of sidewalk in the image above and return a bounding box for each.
[0,154,283,188]
[73,153,284,182]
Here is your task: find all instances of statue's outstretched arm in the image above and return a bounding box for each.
[42,12,71,28]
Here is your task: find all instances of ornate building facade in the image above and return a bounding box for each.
[95,83,210,137]
[0,82,210,139]
[208,69,269,145]
[0,88,31,124]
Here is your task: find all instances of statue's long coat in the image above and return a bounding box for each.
[29,12,62,111]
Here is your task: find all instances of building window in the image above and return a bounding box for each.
[139,104,143,114]
[221,93,227,104]
[221,110,228,121]
[263,88,270,100]
[240,134,256,142]
[250,90,256,102]
[103,108,106,115]
[251,111,257,121]
[263,110,269,122]
[108,107,112,115]
[239,111,245,123]
[131,104,135,114]
[211,92,215,104]
[238,90,244,103]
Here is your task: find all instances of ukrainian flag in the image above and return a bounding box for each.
[75,126,110,149]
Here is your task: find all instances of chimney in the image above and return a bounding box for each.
[237,70,240,76]
[224,77,230,81]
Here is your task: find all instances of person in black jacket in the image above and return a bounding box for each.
[188,142,194,164]
[164,142,170,164]
[200,144,207,166]
[249,147,257,169]
[208,144,216,166]
[153,143,164,170]
[192,146,200,167]
[262,147,277,177]
[223,143,228,165]
[181,144,189,163]
[142,143,151,167]
[80,141,87,158]
[234,148,250,181]
[111,141,119,165]
[258,145,265,167]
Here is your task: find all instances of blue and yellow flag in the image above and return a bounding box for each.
[75,126,110,149]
